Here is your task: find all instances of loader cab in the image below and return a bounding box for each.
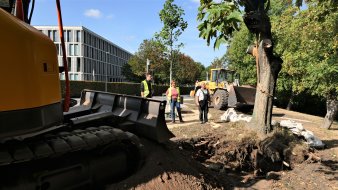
[210,69,235,83]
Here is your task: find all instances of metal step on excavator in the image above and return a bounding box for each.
[0,1,174,189]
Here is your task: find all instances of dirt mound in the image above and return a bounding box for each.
[176,123,314,175]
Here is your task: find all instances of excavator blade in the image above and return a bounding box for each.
[228,85,256,107]
[65,90,175,143]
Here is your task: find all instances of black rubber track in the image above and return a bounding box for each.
[0,126,145,189]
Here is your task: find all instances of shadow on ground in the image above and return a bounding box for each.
[322,139,338,149]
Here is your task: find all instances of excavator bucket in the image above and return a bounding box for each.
[65,90,175,143]
[228,85,256,107]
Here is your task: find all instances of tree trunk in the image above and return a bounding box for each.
[286,91,294,110]
[250,40,282,133]
[321,98,337,129]
[243,1,282,134]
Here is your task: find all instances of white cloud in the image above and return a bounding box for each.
[106,14,114,19]
[84,9,102,19]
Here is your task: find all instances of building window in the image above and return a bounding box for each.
[77,57,81,72]
[76,30,81,42]
[60,73,65,80]
[47,30,52,40]
[53,30,60,42]
[69,44,74,56]
[67,30,72,42]
[74,44,79,56]
[63,30,67,42]
[83,32,86,43]
[55,44,59,55]
[67,57,71,71]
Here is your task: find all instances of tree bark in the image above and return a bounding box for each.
[250,40,282,133]
[243,0,282,133]
[286,91,294,110]
[321,98,337,129]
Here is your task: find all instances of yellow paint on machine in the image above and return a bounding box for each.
[0,8,61,111]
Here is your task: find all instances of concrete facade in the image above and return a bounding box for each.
[34,26,132,82]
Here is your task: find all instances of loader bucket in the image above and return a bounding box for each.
[228,85,256,107]
[75,90,175,143]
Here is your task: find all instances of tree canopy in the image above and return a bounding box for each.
[123,39,204,85]
[122,39,168,83]
[197,0,242,49]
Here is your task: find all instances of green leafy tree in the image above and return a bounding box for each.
[273,5,305,110]
[121,59,143,82]
[173,52,204,84]
[198,0,283,133]
[123,39,168,83]
[197,0,242,49]
[226,26,256,85]
[155,0,188,84]
[210,56,227,69]
[303,0,337,129]
[273,0,337,129]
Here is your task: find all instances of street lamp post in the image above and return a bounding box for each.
[105,52,109,92]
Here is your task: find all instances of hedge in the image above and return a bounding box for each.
[60,81,193,98]
[60,81,334,119]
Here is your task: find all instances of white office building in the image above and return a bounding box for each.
[34,26,132,82]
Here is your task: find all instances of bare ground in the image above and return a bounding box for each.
[107,100,338,190]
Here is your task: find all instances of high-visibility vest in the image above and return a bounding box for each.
[142,80,150,97]
[167,87,180,102]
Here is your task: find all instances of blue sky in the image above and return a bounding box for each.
[31,0,226,66]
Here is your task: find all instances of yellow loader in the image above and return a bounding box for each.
[191,68,256,110]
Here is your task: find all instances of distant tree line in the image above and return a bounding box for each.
[122,39,206,85]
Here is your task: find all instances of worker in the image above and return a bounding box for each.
[140,72,153,98]
[195,82,210,124]
[166,80,183,123]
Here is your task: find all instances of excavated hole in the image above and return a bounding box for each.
[177,125,315,175]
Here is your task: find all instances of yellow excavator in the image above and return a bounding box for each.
[191,68,256,110]
[0,1,173,189]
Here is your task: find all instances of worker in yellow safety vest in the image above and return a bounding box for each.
[141,73,153,98]
[166,80,183,123]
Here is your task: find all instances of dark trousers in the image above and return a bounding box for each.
[170,100,183,122]
[198,101,208,122]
